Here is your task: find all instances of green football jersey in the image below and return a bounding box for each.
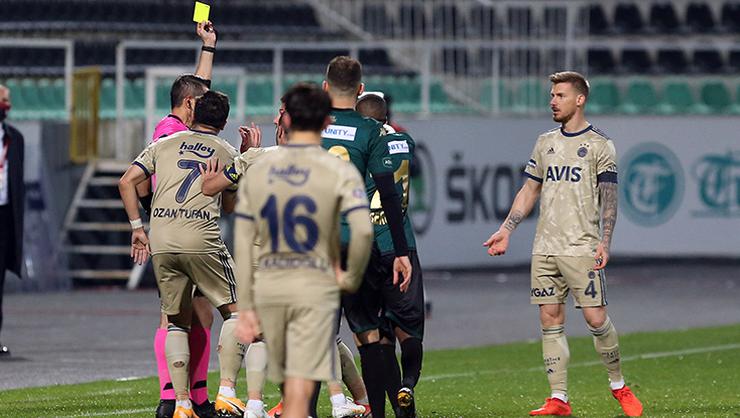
[321,108,392,244]
[365,129,417,255]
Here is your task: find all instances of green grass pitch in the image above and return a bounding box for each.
[0,325,738,417]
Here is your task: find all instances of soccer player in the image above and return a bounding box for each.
[135,20,219,418]
[356,93,425,418]
[119,91,247,418]
[483,71,644,417]
[233,82,374,418]
[321,56,412,418]
[201,102,369,418]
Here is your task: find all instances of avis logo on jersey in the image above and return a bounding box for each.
[545,165,583,182]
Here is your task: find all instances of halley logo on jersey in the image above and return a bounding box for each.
[269,165,310,186]
[620,143,684,226]
[322,125,357,141]
[388,140,409,154]
[545,165,582,182]
[179,142,215,158]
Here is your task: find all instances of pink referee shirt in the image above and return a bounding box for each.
[149,114,188,189]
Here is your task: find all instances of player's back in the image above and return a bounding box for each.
[243,144,365,307]
[134,130,239,254]
[321,108,384,175]
[366,129,418,255]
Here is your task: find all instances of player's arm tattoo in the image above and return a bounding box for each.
[599,182,618,250]
[503,210,525,232]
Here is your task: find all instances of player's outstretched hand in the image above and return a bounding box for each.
[196,20,217,47]
[594,243,610,270]
[130,228,150,265]
[483,229,509,256]
[239,123,262,153]
[393,256,412,292]
[236,309,261,344]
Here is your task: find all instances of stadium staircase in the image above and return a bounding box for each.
[60,160,143,287]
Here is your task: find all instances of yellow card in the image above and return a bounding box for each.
[193,1,210,23]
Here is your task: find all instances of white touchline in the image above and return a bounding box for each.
[420,343,740,382]
[59,407,151,418]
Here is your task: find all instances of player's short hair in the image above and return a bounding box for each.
[549,71,589,99]
[170,75,209,109]
[283,82,331,132]
[325,56,362,95]
[356,94,387,122]
[194,90,230,130]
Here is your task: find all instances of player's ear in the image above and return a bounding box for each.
[283,113,292,130]
[357,83,365,97]
[576,94,586,107]
[322,80,329,92]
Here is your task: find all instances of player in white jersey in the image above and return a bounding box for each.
[484,72,643,417]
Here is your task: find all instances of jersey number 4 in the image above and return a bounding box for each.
[260,194,319,254]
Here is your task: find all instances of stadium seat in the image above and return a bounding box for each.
[620,80,659,114]
[649,3,681,34]
[720,2,740,32]
[700,81,731,112]
[686,3,716,33]
[730,83,740,114]
[245,75,274,116]
[728,51,740,73]
[512,79,547,112]
[542,7,567,36]
[397,4,427,38]
[587,49,617,74]
[361,4,393,37]
[124,78,145,118]
[614,3,645,34]
[37,78,65,119]
[692,49,725,73]
[620,49,653,74]
[431,5,463,38]
[580,4,611,35]
[467,5,500,38]
[656,49,689,74]
[479,80,514,110]
[442,48,470,75]
[657,81,703,114]
[429,80,457,113]
[587,80,620,114]
[506,7,533,36]
[99,78,116,119]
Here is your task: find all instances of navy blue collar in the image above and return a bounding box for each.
[191,128,218,136]
[560,124,592,137]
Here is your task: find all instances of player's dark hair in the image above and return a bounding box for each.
[283,82,331,132]
[193,90,230,130]
[325,56,362,95]
[170,74,209,109]
[356,94,387,122]
[549,71,589,99]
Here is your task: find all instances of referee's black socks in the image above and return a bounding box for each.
[358,342,386,418]
[400,337,423,389]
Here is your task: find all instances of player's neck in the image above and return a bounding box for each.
[561,113,589,134]
[331,97,356,110]
[287,131,322,146]
[170,107,189,125]
[191,123,219,135]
